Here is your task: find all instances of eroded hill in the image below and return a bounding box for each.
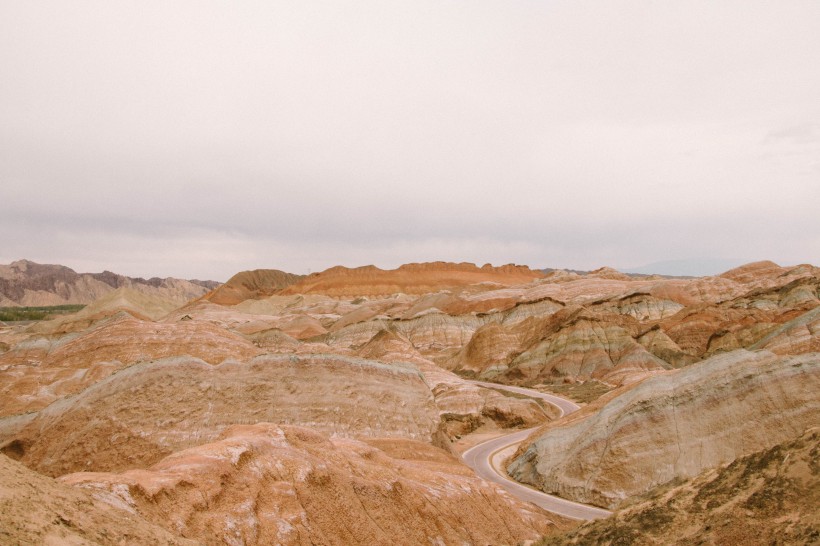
[538,428,820,545]
[0,259,218,307]
[507,349,820,509]
[0,259,817,544]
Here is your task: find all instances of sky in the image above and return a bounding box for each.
[1,1,818,281]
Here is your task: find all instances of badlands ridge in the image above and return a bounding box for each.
[0,259,818,544]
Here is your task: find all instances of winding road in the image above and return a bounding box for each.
[461,380,612,520]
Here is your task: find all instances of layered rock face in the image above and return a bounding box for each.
[718,260,791,284]
[0,313,262,416]
[1,354,440,476]
[508,350,820,509]
[236,260,817,388]
[1,258,818,544]
[540,428,820,546]
[750,305,820,355]
[63,423,557,546]
[0,259,218,306]
[203,268,305,305]
[350,327,552,438]
[0,275,560,546]
[500,310,671,385]
[280,261,545,296]
[4,259,813,443]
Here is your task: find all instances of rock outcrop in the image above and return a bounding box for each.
[1,258,818,545]
[503,311,671,385]
[0,313,262,417]
[350,328,552,438]
[280,262,544,297]
[539,428,820,546]
[63,423,557,546]
[202,268,305,305]
[1,354,440,476]
[0,453,197,545]
[508,350,820,509]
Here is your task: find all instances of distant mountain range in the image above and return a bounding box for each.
[0,259,220,307]
[620,258,748,277]
[0,258,803,308]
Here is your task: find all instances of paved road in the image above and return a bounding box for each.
[462,380,612,520]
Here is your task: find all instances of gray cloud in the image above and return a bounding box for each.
[2,1,819,280]
[765,123,820,144]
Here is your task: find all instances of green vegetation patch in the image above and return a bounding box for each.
[533,380,613,404]
[0,304,85,322]
[482,386,559,418]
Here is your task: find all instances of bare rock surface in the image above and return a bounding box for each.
[0,453,198,545]
[539,427,820,546]
[437,262,818,384]
[508,350,820,509]
[350,328,553,438]
[63,423,556,546]
[0,354,439,476]
[750,306,820,355]
[0,313,262,417]
[166,260,818,390]
[202,268,304,305]
[719,260,789,284]
[280,261,544,296]
[2,259,819,545]
[504,311,670,385]
[0,259,217,307]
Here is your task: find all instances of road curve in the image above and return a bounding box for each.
[462,380,612,520]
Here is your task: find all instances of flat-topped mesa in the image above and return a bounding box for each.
[202,268,304,305]
[280,261,545,297]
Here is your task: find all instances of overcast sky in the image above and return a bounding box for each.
[1,1,818,281]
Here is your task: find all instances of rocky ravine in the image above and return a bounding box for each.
[508,349,820,509]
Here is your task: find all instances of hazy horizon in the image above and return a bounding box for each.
[2,1,818,280]
[0,255,802,283]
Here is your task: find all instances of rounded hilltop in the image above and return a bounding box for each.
[202,268,305,305]
[1,257,817,545]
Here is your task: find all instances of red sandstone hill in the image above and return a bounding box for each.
[202,268,305,305]
[0,258,817,545]
[279,262,545,297]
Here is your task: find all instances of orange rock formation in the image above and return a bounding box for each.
[280,262,545,297]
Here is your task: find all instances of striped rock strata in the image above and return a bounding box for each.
[63,423,557,546]
[508,349,820,509]
[0,354,439,477]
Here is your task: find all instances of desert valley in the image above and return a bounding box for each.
[0,258,817,545]
[3,1,819,543]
